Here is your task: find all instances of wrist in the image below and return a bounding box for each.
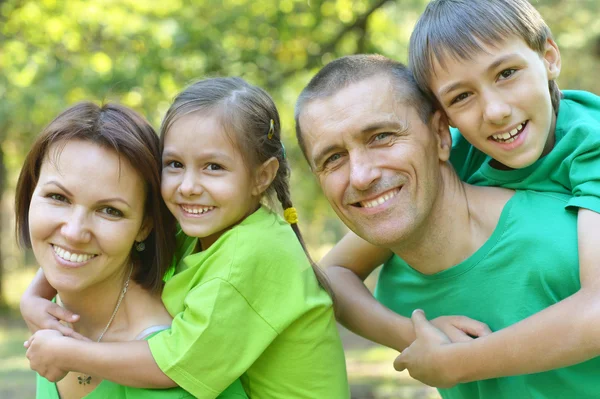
[443,342,474,384]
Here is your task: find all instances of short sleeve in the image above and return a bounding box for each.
[148,278,277,399]
[564,129,600,213]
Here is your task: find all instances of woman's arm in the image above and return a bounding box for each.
[395,208,600,386]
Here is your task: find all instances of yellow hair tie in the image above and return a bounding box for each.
[267,119,275,139]
[284,207,298,224]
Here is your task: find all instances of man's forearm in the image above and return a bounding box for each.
[326,265,413,352]
[451,289,600,383]
[61,339,177,388]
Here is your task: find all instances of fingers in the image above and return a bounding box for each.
[411,309,431,333]
[453,316,492,338]
[67,331,92,342]
[443,327,474,343]
[47,303,79,324]
[394,350,409,371]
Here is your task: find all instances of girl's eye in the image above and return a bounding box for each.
[451,92,470,105]
[166,160,183,169]
[100,207,124,218]
[48,193,68,202]
[499,68,517,80]
[206,163,223,171]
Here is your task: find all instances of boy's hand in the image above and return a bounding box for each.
[20,295,83,338]
[430,314,491,343]
[25,329,71,382]
[394,310,465,388]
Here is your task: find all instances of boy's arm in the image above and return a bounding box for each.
[322,232,490,352]
[20,268,80,336]
[26,330,176,388]
[395,208,600,386]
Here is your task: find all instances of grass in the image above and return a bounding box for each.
[0,267,440,399]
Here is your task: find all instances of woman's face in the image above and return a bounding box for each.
[28,140,150,294]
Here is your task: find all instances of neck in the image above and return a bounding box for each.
[57,265,132,340]
[389,163,507,274]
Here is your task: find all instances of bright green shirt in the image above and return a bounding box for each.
[375,191,600,399]
[36,332,247,399]
[450,90,600,213]
[149,206,349,399]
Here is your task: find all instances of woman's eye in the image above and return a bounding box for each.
[451,92,470,105]
[166,160,183,169]
[48,193,68,202]
[206,163,223,171]
[100,207,124,218]
[499,68,517,80]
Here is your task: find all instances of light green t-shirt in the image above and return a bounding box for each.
[36,332,247,399]
[149,206,349,399]
[375,191,600,399]
[450,90,600,213]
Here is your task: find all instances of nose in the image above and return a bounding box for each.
[178,170,202,197]
[60,207,91,243]
[349,151,381,191]
[482,90,511,125]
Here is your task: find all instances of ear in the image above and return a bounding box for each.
[431,110,452,162]
[135,216,153,243]
[543,38,561,80]
[252,156,279,197]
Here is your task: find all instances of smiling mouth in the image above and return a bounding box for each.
[52,244,97,263]
[490,121,527,143]
[180,205,215,215]
[353,188,401,208]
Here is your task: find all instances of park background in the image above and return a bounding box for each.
[1,0,599,397]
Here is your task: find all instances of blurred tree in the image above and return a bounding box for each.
[1,0,599,303]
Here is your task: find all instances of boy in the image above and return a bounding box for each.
[394,0,600,388]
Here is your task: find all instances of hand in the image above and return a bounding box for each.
[394,310,464,388]
[20,295,86,340]
[430,314,491,343]
[25,330,72,382]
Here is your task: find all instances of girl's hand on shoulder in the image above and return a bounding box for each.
[20,295,83,338]
[25,329,71,382]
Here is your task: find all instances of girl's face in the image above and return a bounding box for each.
[161,112,262,249]
[28,140,150,294]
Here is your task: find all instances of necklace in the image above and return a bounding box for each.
[58,266,133,386]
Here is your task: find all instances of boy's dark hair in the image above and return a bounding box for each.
[160,77,332,295]
[409,0,561,113]
[295,54,434,161]
[15,102,176,293]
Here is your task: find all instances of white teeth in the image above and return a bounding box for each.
[181,205,215,214]
[491,122,525,142]
[360,190,399,208]
[53,245,95,263]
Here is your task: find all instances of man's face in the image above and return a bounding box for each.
[299,74,448,247]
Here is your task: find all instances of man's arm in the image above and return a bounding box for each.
[395,208,600,385]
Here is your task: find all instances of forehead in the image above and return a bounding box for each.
[300,76,410,163]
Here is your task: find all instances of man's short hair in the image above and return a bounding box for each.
[409,0,561,113]
[295,54,434,160]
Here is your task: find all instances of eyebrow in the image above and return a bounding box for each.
[312,120,406,167]
[438,53,520,98]
[44,180,132,208]
[162,149,233,163]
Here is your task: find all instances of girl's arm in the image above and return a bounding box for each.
[26,330,176,388]
[322,231,491,352]
[20,268,80,336]
[395,208,600,386]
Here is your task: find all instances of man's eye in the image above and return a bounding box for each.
[326,153,342,165]
[100,207,123,217]
[374,132,392,141]
[499,69,517,80]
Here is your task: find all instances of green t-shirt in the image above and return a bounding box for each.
[36,332,247,399]
[450,90,600,213]
[375,191,600,399]
[149,206,349,399]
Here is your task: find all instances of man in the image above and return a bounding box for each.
[294,54,600,399]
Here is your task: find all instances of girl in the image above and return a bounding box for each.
[24,78,350,398]
[17,102,246,398]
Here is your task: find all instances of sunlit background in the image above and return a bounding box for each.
[1,0,599,397]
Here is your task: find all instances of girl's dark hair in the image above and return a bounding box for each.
[161,77,331,295]
[15,102,176,293]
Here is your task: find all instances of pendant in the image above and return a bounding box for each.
[78,374,92,385]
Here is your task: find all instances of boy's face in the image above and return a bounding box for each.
[429,37,561,169]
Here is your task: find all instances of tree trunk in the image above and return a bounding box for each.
[0,143,5,305]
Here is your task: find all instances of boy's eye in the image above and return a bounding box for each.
[99,207,124,218]
[48,193,68,202]
[451,92,470,105]
[206,163,223,171]
[498,68,517,80]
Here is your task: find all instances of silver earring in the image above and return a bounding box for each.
[135,241,146,252]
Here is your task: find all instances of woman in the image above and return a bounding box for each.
[16,102,247,399]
